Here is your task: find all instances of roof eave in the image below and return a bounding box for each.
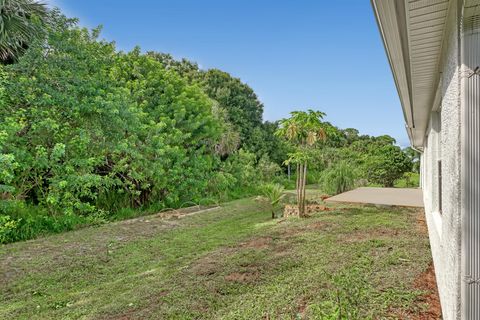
[371,0,417,147]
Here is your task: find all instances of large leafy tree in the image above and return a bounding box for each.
[245,121,290,165]
[201,69,263,147]
[1,17,221,214]
[0,0,48,64]
[147,53,279,161]
[364,144,412,187]
[146,51,201,84]
[113,49,221,207]
[276,110,326,216]
[147,54,267,153]
[404,146,420,173]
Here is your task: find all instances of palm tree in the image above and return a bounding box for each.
[276,110,326,217]
[0,0,48,64]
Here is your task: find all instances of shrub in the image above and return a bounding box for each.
[0,215,19,244]
[257,155,282,181]
[221,149,257,197]
[206,170,237,202]
[395,172,420,188]
[320,162,357,195]
[0,200,98,244]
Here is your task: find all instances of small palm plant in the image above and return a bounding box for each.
[258,183,285,219]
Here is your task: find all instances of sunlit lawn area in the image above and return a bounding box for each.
[1,191,434,319]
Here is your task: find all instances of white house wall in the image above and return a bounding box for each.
[421,1,463,319]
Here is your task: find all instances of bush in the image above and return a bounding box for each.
[206,151,288,202]
[257,155,282,181]
[206,170,237,202]
[320,162,357,195]
[395,172,420,188]
[0,214,89,244]
[0,200,101,244]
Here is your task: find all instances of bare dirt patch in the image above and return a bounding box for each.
[240,237,272,249]
[296,296,309,318]
[390,263,442,319]
[189,248,236,276]
[306,221,331,230]
[416,212,428,234]
[412,263,442,319]
[224,269,260,283]
[278,221,332,239]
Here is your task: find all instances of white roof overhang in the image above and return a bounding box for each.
[371,0,452,149]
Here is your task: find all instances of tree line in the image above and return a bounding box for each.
[0,2,418,243]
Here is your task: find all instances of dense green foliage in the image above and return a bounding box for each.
[364,143,413,187]
[0,15,286,243]
[316,129,415,193]
[147,51,287,163]
[202,69,263,144]
[2,19,222,214]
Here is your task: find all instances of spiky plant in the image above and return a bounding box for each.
[258,183,285,219]
[0,0,48,64]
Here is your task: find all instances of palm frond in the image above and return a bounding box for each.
[0,0,48,63]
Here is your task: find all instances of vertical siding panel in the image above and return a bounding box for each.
[476,21,479,319]
[464,12,480,318]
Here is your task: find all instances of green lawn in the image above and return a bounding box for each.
[0,193,434,319]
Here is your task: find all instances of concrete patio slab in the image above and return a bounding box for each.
[325,187,424,208]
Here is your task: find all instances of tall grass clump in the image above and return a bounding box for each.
[320,162,357,195]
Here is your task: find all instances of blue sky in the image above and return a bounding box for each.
[47,0,409,146]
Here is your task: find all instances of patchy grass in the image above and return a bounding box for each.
[0,193,435,319]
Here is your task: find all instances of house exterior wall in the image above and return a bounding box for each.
[420,2,463,319]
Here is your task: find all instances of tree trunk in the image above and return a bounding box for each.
[295,162,309,217]
[297,164,303,217]
[298,162,307,217]
[296,163,301,213]
[301,162,307,217]
[288,164,291,180]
